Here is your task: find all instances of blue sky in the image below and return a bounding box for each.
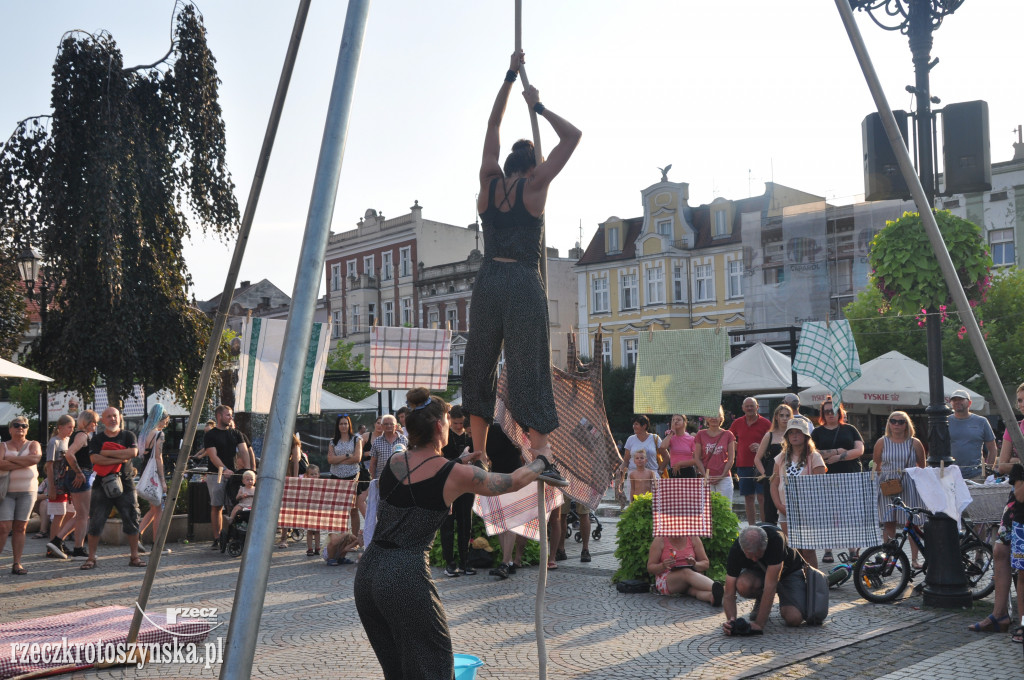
[2,1,1020,300]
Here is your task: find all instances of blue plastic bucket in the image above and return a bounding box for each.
[453,653,484,680]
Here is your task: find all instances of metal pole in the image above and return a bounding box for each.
[834,0,1024,604]
[220,2,370,677]
[127,0,313,645]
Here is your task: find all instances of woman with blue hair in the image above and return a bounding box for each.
[137,403,171,551]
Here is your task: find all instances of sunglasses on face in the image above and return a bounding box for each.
[10,422,28,429]
[822,410,835,416]
[889,419,907,425]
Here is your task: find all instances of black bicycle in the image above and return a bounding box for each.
[854,498,994,603]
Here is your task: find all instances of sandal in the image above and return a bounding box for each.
[968,614,1011,633]
[80,558,97,570]
[547,560,557,570]
[822,552,835,564]
[1012,626,1024,644]
[306,549,316,556]
[129,557,147,568]
[11,565,28,576]
[276,542,288,549]
[31,531,47,539]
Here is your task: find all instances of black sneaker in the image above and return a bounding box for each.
[507,562,517,574]
[444,565,460,578]
[491,563,509,580]
[556,549,567,562]
[538,467,570,488]
[580,549,592,563]
[46,540,67,560]
[712,582,725,607]
[210,539,221,551]
[70,547,89,560]
[461,565,477,576]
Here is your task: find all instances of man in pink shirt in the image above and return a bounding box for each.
[730,397,771,525]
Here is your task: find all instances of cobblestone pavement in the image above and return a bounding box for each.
[1,518,1020,679]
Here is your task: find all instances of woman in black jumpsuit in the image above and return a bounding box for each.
[462,49,581,469]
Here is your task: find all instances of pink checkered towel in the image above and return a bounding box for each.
[279,477,357,534]
[370,326,451,390]
[652,478,712,537]
[473,483,564,540]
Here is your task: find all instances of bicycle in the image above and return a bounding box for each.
[854,497,994,603]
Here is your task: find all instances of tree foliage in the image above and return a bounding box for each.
[0,261,27,358]
[0,5,238,405]
[323,341,377,402]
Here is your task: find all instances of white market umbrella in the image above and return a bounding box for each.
[0,357,53,382]
[722,342,812,394]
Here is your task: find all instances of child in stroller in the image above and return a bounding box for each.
[221,470,256,556]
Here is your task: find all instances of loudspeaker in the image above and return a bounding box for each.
[942,100,991,195]
[863,111,911,201]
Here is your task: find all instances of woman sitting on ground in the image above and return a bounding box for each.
[769,417,826,568]
[647,533,723,606]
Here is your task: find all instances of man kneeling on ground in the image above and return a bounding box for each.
[721,525,826,635]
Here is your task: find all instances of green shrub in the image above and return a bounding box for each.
[428,514,540,567]
[612,490,739,583]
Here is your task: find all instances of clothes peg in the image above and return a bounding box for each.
[940,460,945,478]
[648,323,655,342]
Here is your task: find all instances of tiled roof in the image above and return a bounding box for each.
[575,217,643,266]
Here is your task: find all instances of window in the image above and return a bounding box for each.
[592,276,610,313]
[363,255,374,277]
[399,246,412,277]
[465,303,471,330]
[383,300,394,326]
[450,353,464,375]
[427,309,439,328]
[990,228,1015,267]
[764,267,785,285]
[381,252,393,281]
[346,259,357,278]
[673,265,686,302]
[830,259,853,293]
[713,210,728,237]
[656,219,672,237]
[400,297,413,325]
[351,304,361,333]
[623,337,638,368]
[727,260,743,299]
[331,310,341,338]
[330,264,341,292]
[446,307,459,331]
[645,266,665,305]
[693,263,713,302]
[548,299,558,322]
[619,272,638,310]
[367,302,376,327]
[607,227,619,252]
[601,339,612,366]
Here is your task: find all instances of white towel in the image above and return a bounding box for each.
[903,466,972,528]
[236,317,332,414]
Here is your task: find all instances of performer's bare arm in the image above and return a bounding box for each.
[520,86,581,215]
[478,51,522,197]
[444,457,547,505]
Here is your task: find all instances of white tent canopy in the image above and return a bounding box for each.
[0,402,26,424]
[320,389,374,412]
[796,351,988,414]
[0,357,53,382]
[722,342,812,394]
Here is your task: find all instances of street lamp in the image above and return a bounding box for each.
[16,246,49,438]
[850,0,972,608]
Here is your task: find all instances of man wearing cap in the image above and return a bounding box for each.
[781,393,812,428]
[947,389,996,481]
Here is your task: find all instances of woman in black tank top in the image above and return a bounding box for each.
[462,49,581,477]
[355,388,561,680]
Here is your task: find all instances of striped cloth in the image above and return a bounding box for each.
[634,328,730,417]
[652,478,712,537]
[236,317,332,414]
[278,477,357,534]
[370,326,451,390]
[0,605,209,679]
[93,385,146,416]
[793,321,862,404]
[784,472,881,550]
[473,483,564,540]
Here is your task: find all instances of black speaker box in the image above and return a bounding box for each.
[863,111,911,201]
[942,100,991,195]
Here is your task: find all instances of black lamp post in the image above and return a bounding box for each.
[16,246,49,439]
[850,0,972,608]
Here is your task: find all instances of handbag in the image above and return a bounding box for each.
[803,565,830,625]
[100,473,124,499]
[880,477,903,496]
[137,455,164,505]
[615,579,652,594]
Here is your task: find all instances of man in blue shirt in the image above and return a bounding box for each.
[947,389,996,481]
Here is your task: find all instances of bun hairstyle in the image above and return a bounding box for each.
[503,139,537,176]
[404,387,449,448]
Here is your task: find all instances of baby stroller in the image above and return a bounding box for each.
[220,472,250,558]
[565,500,602,543]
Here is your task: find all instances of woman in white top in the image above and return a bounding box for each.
[1,416,43,575]
[327,414,366,535]
[621,415,662,474]
[770,417,826,568]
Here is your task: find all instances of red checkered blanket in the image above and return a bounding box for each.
[652,479,712,537]
[279,477,357,533]
[370,326,451,390]
[0,605,209,679]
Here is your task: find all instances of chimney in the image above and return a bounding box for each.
[1013,125,1024,161]
[546,246,559,259]
[240,280,251,289]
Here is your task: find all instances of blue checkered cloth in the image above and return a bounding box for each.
[784,472,881,550]
[794,321,862,403]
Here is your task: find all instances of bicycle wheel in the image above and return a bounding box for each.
[961,540,994,600]
[854,544,911,603]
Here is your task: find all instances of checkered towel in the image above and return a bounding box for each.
[793,321,862,404]
[370,326,451,390]
[278,477,357,533]
[652,478,712,537]
[93,384,146,417]
[784,472,880,550]
[0,605,209,679]
[473,482,564,540]
[634,329,730,417]
[237,317,332,414]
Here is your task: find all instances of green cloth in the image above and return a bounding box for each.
[793,320,862,405]
[633,328,730,417]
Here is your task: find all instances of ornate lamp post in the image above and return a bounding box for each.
[850,0,972,607]
[16,246,49,437]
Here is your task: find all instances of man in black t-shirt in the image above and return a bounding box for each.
[722,525,823,634]
[439,406,476,576]
[202,405,251,549]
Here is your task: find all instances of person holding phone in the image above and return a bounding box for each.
[647,533,723,605]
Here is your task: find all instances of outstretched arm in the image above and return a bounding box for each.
[479,50,524,202]
[445,455,547,504]
[521,85,582,204]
